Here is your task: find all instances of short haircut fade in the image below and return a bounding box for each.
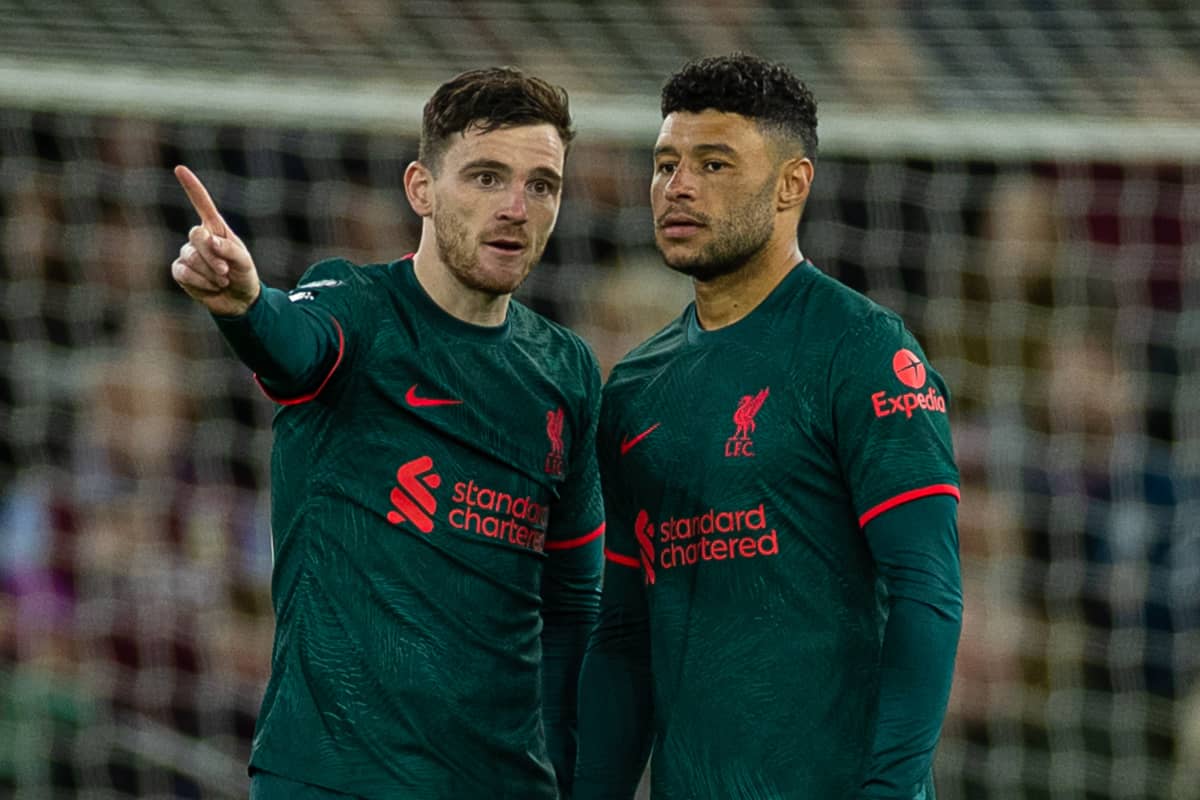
[661,53,818,161]
[419,67,575,171]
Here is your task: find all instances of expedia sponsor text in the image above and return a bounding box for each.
[871,387,947,419]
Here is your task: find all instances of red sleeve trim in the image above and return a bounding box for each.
[859,483,960,527]
[254,316,346,406]
[544,522,605,551]
[605,549,641,569]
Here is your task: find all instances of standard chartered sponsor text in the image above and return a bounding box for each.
[656,504,779,568]
[447,479,548,552]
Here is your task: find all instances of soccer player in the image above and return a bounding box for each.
[171,68,604,799]
[574,54,962,799]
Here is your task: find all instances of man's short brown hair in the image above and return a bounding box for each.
[419,67,575,172]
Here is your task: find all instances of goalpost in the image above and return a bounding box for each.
[2,49,1197,800]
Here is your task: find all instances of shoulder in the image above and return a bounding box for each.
[291,257,396,295]
[795,262,913,356]
[800,262,902,335]
[606,310,688,387]
[509,301,601,381]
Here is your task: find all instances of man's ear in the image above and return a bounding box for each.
[777,157,814,213]
[404,161,434,218]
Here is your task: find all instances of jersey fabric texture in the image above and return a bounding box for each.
[218,258,604,799]
[594,261,959,799]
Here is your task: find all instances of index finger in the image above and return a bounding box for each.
[174,165,228,236]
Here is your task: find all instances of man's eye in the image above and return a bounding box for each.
[656,162,677,175]
[704,161,726,172]
[476,173,497,187]
[530,180,551,196]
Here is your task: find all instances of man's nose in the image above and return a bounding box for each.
[497,186,528,222]
[664,165,696,201]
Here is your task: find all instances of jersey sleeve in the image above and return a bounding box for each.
[593,385,647,575]
[540,342,605,794]
[213,257,370,404]
[829,310,960,526]
[573,383,654,798]
[544,342,605,551]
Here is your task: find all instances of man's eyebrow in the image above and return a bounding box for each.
[459,159,561,183]
[692,143,739,158]
[653,143,739,159]
[459,159,511,175]
[528,166,563,184]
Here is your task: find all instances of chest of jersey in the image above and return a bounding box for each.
[615,344,829,499]
[273,318,576,581]
[606,340,874,603]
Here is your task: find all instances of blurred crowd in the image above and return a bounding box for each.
[1,110,1197,799]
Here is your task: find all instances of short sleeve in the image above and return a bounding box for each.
[830,311,960,527]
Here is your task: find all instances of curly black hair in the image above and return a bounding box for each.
[661,53,818,161]
[419,67,575,172]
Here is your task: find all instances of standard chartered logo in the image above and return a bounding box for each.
[636,504,780,575]
[387,456,442,533]
[384,460,548,551]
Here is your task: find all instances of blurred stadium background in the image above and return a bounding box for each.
[1,1,1198,798]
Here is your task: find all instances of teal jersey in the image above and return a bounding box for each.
[598,262,959,799]
[243,258,604,798]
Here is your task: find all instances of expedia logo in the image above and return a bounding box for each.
[872,349,947,419]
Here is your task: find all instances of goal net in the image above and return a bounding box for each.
[2,3,1198,799]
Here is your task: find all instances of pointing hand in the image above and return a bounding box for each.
[171,165,261,317]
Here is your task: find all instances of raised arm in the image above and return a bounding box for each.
[171,165,344,398]
[172,165,261,316]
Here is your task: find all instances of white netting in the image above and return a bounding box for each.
[2,2,1199,798]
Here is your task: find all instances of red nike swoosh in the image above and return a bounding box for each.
[620,423,660,455]
[405,384,462,408]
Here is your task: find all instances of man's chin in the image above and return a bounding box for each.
[466,260,534,296]
[660,253,730,282]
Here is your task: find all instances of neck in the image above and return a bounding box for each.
[411,240,511,327]
[693,234,803,330]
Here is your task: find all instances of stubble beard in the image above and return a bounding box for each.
[433,206,540,296]
[659,176,777,283]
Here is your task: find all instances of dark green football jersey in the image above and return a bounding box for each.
[599,261,959,799]
[247,258,604,798]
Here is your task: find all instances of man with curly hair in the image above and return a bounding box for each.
[575,53,962,799]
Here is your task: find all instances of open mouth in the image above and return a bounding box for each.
[484,239,526,254]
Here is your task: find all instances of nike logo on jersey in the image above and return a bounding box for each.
[405,385,462,408]
[620,423,660,455]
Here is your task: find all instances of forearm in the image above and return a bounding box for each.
[574,567,653,800]
[542,583,600,793]
[212,285,341,395]
[861,494,962,798]
[861,596,961,798]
